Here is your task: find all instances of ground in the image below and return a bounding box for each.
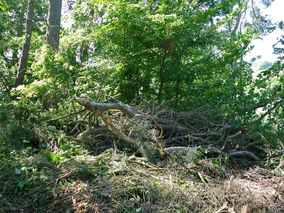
[1,143,283,213]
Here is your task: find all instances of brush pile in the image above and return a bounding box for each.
[65,96,261,162]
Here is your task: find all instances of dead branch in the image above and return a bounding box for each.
[73,96,261,162]
[77,127,109,140]
[75,98,127,113]
[221,130,242,150]
[229,150,260,161]
[103,115,135,145]
[164,146,197,153]
[76,97,184,127]
[164,146,260,161]
[43,109,86,124]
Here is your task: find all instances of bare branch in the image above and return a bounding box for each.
[103,115,135,145]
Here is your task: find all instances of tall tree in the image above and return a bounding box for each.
[14,0,34,87]
[0,0,7,12]
[46,0,62,52]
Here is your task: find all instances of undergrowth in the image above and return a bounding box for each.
[1,134,283,212]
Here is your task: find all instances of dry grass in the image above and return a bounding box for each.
[30,149,282,213]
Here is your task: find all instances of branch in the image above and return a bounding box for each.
[77,127,109,140]
[76,97,182,126]
[164,146,260,161]
[164,146,197,153]
[247,100,282,126]
[221,130,242,150]
[42,109,86,124]
[232,2,244,35]
[229,150,260,161]
[103,115,135,145]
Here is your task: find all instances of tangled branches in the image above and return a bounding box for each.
[62,96,261,162]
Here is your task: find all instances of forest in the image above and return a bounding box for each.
[0,0,283,212]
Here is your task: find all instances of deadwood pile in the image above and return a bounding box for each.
[66,96,260,161]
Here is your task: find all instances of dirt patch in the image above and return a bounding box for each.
[223,167,284,213]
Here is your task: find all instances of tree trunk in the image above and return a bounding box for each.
[80,41,89,63]
[46,0,62,52]
[14,0,34,87]
[158,51,167,99]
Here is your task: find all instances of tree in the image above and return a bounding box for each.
[14,0,34,87]
[0,0,28,69]
[46,0,62,52]
[259,61,273,70]
[229,0,275,36]
[0,0,7,12]
[69,0,256,106]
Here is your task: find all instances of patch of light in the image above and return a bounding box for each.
[245,0,284,66]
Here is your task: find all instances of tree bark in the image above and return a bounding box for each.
[158,51,167,99]
[46,0,62,52]
[14,0,34,87]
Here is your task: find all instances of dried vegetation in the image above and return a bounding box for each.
[1,96,283,212]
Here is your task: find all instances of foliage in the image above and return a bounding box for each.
[259,61,273,70]
[0,0,47,70]
[0,0,283,211]
[69,0,253,106]
[0,0,281,163]
[0,0,7,12]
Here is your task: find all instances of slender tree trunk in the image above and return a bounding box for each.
[46,0,62,52]
[80,41,89,63]
[158,51,167,99]
[175,77,180,98]
[14,0,34,87]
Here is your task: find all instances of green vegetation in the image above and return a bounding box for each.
[0,0,283,212]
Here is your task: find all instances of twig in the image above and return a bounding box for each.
[247,100,282,126]
[42,109,86,124]
[103,115,135,145]
[77,127,109,140]
[198,171,221,207]
[221,130,242,150]
[215,202,228,213]
[129,159,164,170]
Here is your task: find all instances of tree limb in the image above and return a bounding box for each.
[103,115,135,145]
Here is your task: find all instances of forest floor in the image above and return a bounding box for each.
[1,140,283,213]
[0,98,283,212]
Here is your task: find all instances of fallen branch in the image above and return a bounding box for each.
[77,127,109,140]
[75,98,128,114]
[221,130,242,150]
[164,146,197,153]
[42,109,86,124]
[229,150,260,161]
[103,115,135,145]
[76,97,182,126]
[164,146,260,161]
[73,96,261,162]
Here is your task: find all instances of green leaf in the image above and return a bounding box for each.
[42,151,53,161]
[18,179,29,189]
[22,140,30,144]
[15,168,22,175]
[136,207,144,213]
[52,156,59,163]
[0,0,7,12]
[279,21,283,30]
